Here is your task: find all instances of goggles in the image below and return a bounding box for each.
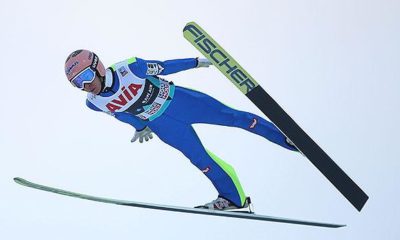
[70,67,96,89]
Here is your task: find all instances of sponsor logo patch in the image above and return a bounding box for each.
[202,167,210,173]
[146,63,164,75]
[105,83,143,112]
[118,66,128,77]
[249,118,257,129]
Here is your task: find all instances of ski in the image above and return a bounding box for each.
[183,22,368,211]
[14,177,344,228]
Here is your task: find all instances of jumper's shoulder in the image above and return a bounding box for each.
[110,57,145,78]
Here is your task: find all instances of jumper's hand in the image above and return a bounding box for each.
[131,127,153,143]
[196,58,212,68]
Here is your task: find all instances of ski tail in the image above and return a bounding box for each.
[246,86,369,210]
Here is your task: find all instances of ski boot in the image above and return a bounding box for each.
[286,137,305,156]
[195,196,254,213]
[285,137,297,149]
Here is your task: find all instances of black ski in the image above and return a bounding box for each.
[183,21,368,211]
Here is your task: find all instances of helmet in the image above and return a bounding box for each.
[64,49,106,89]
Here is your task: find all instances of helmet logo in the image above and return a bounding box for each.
[71,50,82,57]
[66,61,79,76]
[91,55,99,69]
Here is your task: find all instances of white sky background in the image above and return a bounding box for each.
[1,0,399,239]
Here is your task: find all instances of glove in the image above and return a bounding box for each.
[196,58,212,68]
[131,127,153,143]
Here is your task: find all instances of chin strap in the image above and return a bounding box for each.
[99,74,106,92]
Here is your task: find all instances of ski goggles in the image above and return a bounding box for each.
[70,67,96,89]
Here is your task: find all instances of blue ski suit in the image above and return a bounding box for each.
[86,57,297,207]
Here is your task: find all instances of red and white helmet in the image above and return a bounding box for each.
[64,49,106,88]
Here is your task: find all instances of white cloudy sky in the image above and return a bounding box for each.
[1,0,399,239]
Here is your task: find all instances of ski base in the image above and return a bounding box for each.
[14,177,345,228]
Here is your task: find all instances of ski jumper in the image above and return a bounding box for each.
[86,57,297,207]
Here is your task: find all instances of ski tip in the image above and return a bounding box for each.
[183,21,198,32]
[185,21,196,26]
[14,177,26,185]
